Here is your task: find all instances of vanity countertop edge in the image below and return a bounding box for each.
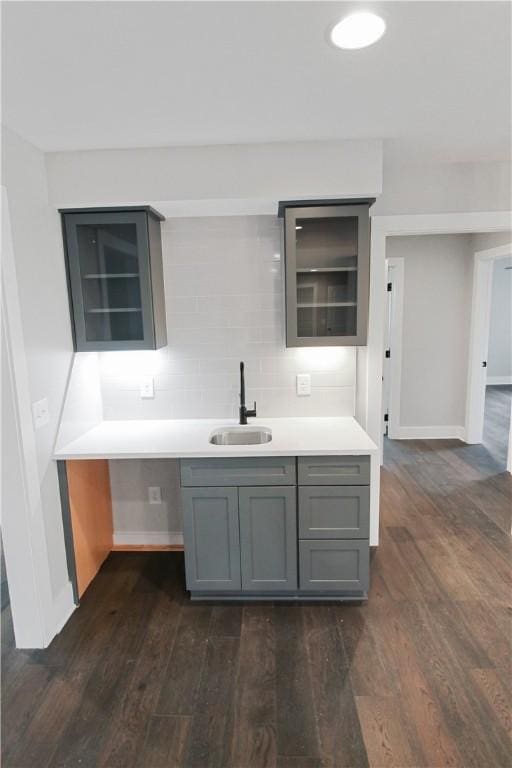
[53,416,378,461]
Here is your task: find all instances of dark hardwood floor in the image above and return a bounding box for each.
[2,392,511,767]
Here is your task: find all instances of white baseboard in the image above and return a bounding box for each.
[51,581,76,638]
[487,376,512,385]
[113,531,184,547]
[390,425,466,441]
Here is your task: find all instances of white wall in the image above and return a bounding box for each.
[373,157,511,215]
[487,256,512,383]
[387,234,473,436]
[103,215,357,543]
[46,139,383,216]
[1,128,75,643]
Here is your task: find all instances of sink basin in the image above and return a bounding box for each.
[209,426,272,446]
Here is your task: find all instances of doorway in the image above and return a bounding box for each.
[466,244,512,469]
[381,233,512,468]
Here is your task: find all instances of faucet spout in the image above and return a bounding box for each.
[239,361,256,425]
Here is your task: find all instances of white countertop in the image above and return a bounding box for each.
[53,416,377,460]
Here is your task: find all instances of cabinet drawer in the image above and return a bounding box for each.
[299,486,369,539]
[299,540,369,593]
[180,457,296,487]
[298,456,370,485]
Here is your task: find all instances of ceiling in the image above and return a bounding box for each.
[2,1,510,162]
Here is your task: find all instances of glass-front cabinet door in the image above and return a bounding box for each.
[283,204,370,346]
[62,208,167,351]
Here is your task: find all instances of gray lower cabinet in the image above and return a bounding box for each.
[239,487,297,592]
[182,487,241,591]
[180,455,371,600]
[299,540,369,593]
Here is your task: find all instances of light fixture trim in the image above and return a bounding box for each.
[330,11,386,50]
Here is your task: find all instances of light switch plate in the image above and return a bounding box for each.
[148,486,162,505]
[140,376,154,399]
[32,397,50,429]
[296,373,311,396]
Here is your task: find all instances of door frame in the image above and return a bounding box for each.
[465,242,512,443]
[1,188,68,647]
[383,257,405,439]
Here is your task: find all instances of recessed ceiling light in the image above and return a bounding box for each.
[330,12,386,50]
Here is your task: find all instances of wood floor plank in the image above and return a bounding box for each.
[210,604,243,637]
[303,605,368,768]
[5,669,89,768]
[399,600,511,768]
[136,715,191,768]
[47,592,157,768]
[1,663,55,765]
[230,605,277,768]
[155,604,212,716]
[355,696,415,768]
[470,668,512,737]
[97,588,182,767]
[386,604,464,767]
[274,606,320,759]
[184,635,240,768]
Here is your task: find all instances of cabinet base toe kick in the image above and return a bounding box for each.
[188,591,367,603]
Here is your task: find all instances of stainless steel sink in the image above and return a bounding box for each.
[209,426,272,446]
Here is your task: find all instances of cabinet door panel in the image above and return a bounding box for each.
[299,486,369,539]
[299,540,369,593]
[182,487,240,591]
[239,486,297,592]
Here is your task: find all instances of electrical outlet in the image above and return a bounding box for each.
[32,397,50,429]
[296,373,311,396]
[148,486,162,505]
[140,376,154,399]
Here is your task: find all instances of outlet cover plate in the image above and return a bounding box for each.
[296,373,311,396]
[32,397,50,429]
[140,376,154,399]
[148,486,162,505]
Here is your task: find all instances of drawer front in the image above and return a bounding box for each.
[180,457,296,487]
[298,456,370,486]
[299,486,369,539]
[299,540,369,593]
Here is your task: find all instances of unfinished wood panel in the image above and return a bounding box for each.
[111,544,184,552]
[67,460,113,598]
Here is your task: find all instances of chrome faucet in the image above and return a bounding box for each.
[239,361,256,425]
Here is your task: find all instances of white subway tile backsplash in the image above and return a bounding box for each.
[99,215,356,420]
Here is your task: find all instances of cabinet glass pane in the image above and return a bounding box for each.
[75,222,144,342]
[295,215,358,339]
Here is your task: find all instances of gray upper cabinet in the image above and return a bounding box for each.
[279,201,372,347]
[239,486,297,592]
[182,487,241,592]
[61,207,167,351]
